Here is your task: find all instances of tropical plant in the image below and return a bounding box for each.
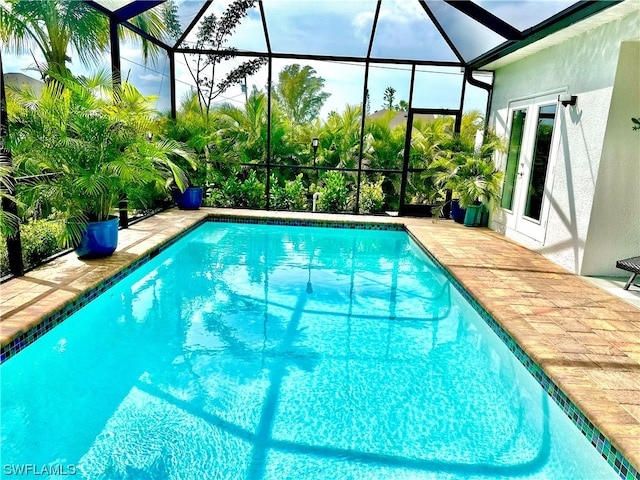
[321,104,362,169]
[442,157,504,209]
[0,135,20,236]
[430,128,506,211]
[163,91,218,188]
[0,212,64,275]
[272,64,331,125]
[239,170,266,208]
[4,74,194,247]
[214,88,269,164]
[362,112,405,170]
[316,171,351,213]
[358,178,385,214]
[0,0,170,79]
[183,0,267,115]
[206,169,265,209]
[269,174,307,211]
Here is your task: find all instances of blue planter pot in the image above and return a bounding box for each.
[450,199,466,224]
[173,186,203,210]
[75,216,119,259]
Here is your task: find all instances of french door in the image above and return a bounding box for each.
[501,94,561,242]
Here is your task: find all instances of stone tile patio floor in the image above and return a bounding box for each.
[1,208,638,471]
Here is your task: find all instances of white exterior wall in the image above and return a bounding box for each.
[582,40,640,276]
[489,9,640,275]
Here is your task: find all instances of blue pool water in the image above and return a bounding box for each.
[1,223,620,479]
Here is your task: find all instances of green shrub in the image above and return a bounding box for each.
[204,170,266,209]
[0,215,65,276]
[126,182,172,216]
[240,171,266,209]
[270,174,308,211]
[316,171,351,213]
[359,178,385,214]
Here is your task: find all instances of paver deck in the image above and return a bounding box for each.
[1,208,639,472]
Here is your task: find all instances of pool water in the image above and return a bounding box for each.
[1,223,619,479]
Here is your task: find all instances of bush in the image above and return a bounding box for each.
[270,174,308,211]
[316,171,351,213]
[204,170,266,209]
[359,178,385,214]
[0,215,65,276]
[240,171,266,209]
[126,182,172,216]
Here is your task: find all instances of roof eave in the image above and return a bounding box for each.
[467,0,625,70]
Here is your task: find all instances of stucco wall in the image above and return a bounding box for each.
[489,9,640,275]
[582,40,640,276]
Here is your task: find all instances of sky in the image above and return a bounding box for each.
[1,0,577,119]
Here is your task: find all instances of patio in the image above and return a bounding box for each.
[1,209,638,474]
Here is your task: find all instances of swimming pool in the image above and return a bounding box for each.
[0,222,621,479]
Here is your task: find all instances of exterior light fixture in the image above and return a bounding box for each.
[558,93,577,107]
[311,138,319,167]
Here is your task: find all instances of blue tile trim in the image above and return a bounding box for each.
[206,215,405,231]
[407,232,639,480]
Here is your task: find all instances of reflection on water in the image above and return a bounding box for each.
[0,224,618,479]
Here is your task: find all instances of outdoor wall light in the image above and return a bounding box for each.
[311,137,319,167]
[558,93,577,107]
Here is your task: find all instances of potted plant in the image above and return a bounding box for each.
[163,97,218,210]
[453,157,503,226]
[171,162,205,210]
[449,197,466,224]
[431,129,506,226]
[5,74,193,258]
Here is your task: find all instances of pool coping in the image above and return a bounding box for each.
[405,229,639,480]
[1,208,639,479]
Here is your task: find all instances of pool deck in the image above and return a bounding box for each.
[1,208,639,472]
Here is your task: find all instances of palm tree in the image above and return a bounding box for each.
[321,104,362,169]
[0,0,169,79]
[272,64,331,125]
[215,89,269,164]
[5,73,193,247]
[0,151,20,236]
[363,112,405,170]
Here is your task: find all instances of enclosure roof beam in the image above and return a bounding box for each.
[444,0,523,40]
[174,48,463,68]
[258,1,272,54]
[174,0,212,49]
[83,0,166,22]
[120,20,172,51]
[365,1,382,60]
[418,1,465,64]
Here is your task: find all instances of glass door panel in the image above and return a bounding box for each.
[524,104,557,221]
[501,109,527,211]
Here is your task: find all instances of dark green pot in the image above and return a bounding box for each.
[463,204,483,227]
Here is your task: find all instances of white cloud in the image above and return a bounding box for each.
[139,72,163,82]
